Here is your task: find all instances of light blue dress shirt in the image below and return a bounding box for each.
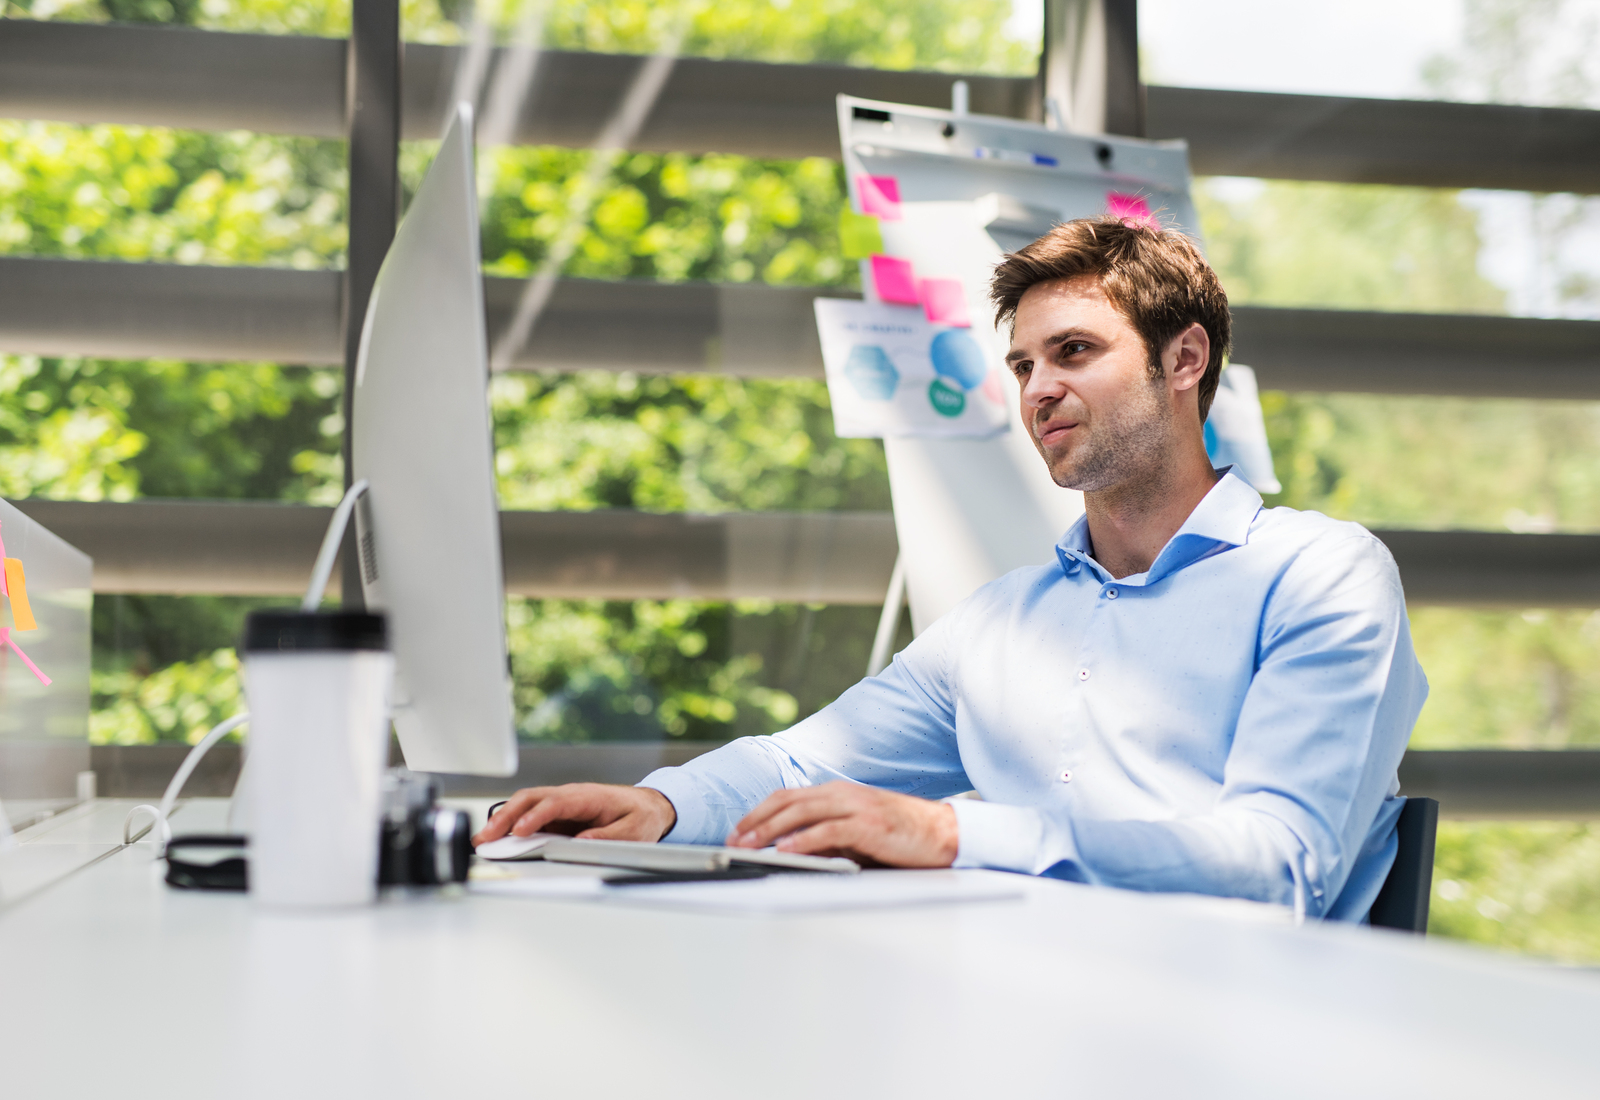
[640,471,1429,921]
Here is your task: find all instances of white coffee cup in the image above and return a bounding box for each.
[242,610,394,908]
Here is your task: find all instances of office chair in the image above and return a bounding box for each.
[1368,796,1440,933]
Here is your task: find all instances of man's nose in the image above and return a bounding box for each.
[1020,364,1066,409]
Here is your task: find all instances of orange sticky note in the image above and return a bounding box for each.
[5,558,36,631]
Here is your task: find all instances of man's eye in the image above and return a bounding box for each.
[1011,361,1032,377]
[1060,342,1089,357]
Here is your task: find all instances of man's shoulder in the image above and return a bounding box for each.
[1246,504,1405,607]
[1249,503,1392,562]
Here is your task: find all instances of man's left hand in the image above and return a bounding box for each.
[726,781,958,868]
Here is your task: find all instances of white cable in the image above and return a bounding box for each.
[303,479,369,612]
[123,712,250,854]
[122,804,169,850]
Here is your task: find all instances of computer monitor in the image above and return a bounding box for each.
[350,102,517,777]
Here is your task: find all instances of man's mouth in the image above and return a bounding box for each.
[1035,419,1078,447]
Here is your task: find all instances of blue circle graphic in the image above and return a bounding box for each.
[929,330,988,391]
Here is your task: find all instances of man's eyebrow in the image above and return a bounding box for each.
[1005,330,1090,363]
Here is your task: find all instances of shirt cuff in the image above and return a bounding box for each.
[637,768,714,845]
[950,799,1049,873]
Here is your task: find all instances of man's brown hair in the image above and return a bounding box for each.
[989,217,1232,419]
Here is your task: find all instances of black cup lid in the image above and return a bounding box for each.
[242,610,388,653]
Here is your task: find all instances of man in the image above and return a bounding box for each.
[474,218,1428,921]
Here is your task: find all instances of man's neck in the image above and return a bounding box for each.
[1083,452,1221,580]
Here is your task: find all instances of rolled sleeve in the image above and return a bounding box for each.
[635,610,971,846]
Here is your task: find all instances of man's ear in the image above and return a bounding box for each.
[1164,323,1211,394]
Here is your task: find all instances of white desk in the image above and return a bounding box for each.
[3,799,1597,1099]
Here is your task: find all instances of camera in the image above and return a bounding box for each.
[378,768,472,886]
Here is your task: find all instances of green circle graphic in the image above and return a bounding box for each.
[928,378,966,418]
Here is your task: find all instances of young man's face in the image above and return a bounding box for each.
[1005,275,1189,492]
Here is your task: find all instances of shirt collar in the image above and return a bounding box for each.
[1055,468,1264,587]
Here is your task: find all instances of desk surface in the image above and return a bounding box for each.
[2,799,1598,1099]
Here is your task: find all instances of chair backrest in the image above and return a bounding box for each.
[1368,796,1440,933]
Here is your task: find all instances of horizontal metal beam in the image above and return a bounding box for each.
[1145,85,1600,195]
[10,499,899,604]
[88,740,1600,816]
[0,19,347,138]
[5,257,1598,399]
[10,498,1600,608]
[0,257,844,375]
[0,257,343,366]
[1398,750,1600,819]
[1233,307,1600,401]
[0,19,1033,156]
[6,20,1600,193]
[1378,531,1600,607]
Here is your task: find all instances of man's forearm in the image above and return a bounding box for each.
[637,735,812,843]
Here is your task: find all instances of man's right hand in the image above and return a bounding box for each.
[471,783,677,847]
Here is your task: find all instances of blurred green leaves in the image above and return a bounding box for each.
[490,371,887,513]
[480,149,851,287]
[0,120,346,268]
[1431,821,1600,963]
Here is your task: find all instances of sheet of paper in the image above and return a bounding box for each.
[4,559,36,631]
[869,254,920,305]
[814,298,1008,439]
[838,208,884,260]
[469,861,612,900]
[603,870,1027,915]
[918,278,970,327]
[855,173,902,220]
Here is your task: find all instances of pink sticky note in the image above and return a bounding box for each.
[981,370,1005,405]
[857,174,903,220]
[918,278,971,327]
[1106,191,1157,229]
[870,254,920,305]
[0,627,50,686]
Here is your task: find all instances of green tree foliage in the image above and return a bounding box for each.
[491,372,886,513]
[480,150,851,287]
[506,598,905,742]
[1199,180,1506,315]
[9,0,1037,73]
[0,122,345,266]
[1431,821,1600,962]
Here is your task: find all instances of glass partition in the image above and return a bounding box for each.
[1142,0,1600,111]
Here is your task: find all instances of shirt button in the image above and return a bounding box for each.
[1060,769,1073,783]
[1105,588,1118,599]
[1077,668,1090,681]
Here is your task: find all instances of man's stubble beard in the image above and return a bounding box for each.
[1035,371,1174,496]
